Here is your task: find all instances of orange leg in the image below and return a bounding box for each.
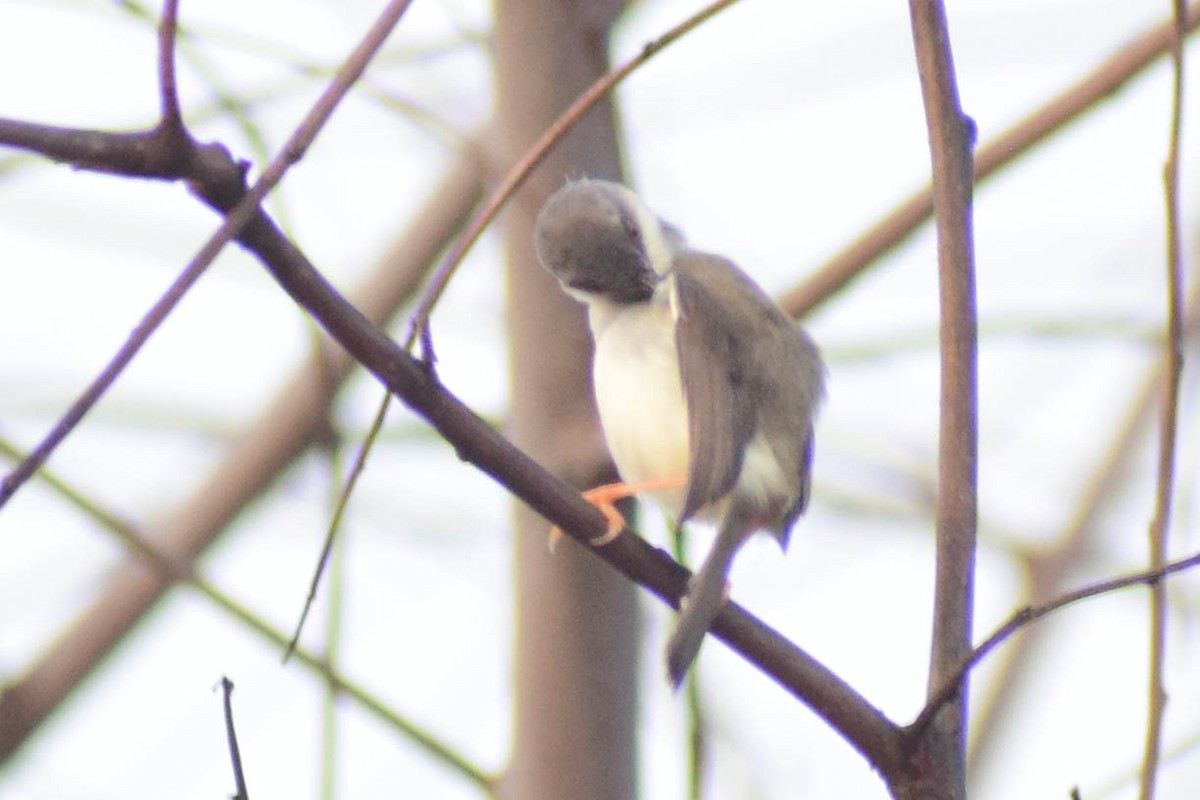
[549,475,686,550]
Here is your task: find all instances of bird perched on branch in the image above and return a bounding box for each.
[534,179,824,687]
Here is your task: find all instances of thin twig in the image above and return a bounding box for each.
[0,4,192,509]
[402,0,744,354]
[1140,1,1188,797]
[0,434,494,788]
[285,396,392,661]
[319,447,348,800]
[0,145,483,762]
[285,138,489,657]
[218,677,250,800]
[281,0,748,652]
[912,550,1200,740]
[227,181,911,779]
[965,231,1200,777]
[0,0,415,509]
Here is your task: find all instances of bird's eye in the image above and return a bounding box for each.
[620,210,642,244]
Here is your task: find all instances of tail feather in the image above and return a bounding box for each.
[666,519,747,688]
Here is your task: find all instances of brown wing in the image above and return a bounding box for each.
[670,256,756,522]
[671,253,824,529]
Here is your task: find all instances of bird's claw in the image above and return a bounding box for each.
[547,484,629,551]
[546,476,684,551]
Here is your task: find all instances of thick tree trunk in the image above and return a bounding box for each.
[494,2,639,799]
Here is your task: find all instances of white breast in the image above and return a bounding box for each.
[588,294,689,518]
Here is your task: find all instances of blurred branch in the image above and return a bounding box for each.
[493,2,636,794]
[0,5,907,782]
[0,435,491,788]
[781,0,1200,319]
[904,3,977,798]
[246,216,909,777]
[824,313,1160,365]
[967,253,1200,781]
[0,0,417,508]
[318,449,349,800]
[1094,725,1200,799]
[0,150,483,761]
[1141,1,1189,796]
[15,0,1196,792]
[403,0,744,353]
[913,549,1200,741]
[287,392,391,660]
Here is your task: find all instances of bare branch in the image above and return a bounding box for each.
[218,677,250,800]
[0,434,493,787]
[0,142,483,765]
[403,0,745,354]
[0,73,904,795]
[158,0,183,127]
[0,0,415,509]
[286,394,391,661]
[1140,1,1189,796]
[781,1,1200,320]
[905,2,977,797]
[912,550,1200,741]
[239,204,910,776]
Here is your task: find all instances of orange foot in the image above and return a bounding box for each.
[548,475,686,551]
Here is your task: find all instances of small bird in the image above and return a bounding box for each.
[534,179,824,687]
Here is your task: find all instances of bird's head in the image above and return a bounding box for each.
[535,179,680,305]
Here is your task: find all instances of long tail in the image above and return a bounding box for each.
[666,521,746,688]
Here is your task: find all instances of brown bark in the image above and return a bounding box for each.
[906,1,977,797]
[493,1,638,799]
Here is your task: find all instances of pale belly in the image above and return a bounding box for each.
[591,302,689,518]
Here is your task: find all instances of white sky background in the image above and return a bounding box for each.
[1,0,1199,798]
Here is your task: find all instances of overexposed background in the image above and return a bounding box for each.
[2,0,1199,797]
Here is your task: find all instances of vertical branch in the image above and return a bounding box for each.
[157,0,183,127]
[1141,1,1188,797]
[907,2,978,796]
[319,451,349,800]
[218,677,250,800]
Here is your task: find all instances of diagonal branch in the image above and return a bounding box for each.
[912,549,1200,741]
[0,150,484,763]
[0,31,906,793]
[0,0,415,508]
[0,0,428,760]
[403,0,745,353]
[0,434,494,788]
[231,196,909,778]
[781,1,1200,320]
